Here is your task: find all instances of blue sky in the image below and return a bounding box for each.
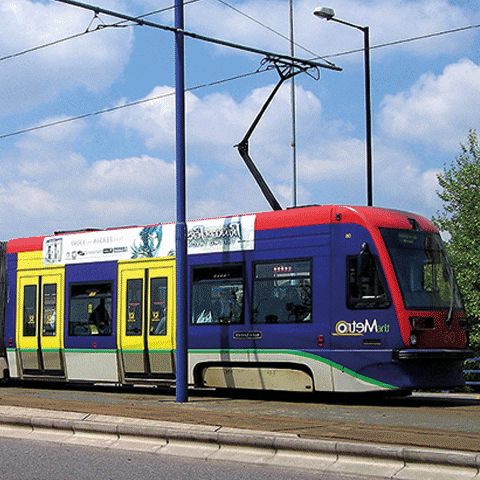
[1,0,479,239]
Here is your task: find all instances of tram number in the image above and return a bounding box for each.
[444,332,456,344]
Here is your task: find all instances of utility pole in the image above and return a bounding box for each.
[174,0,188,403]
[290,0,297,207]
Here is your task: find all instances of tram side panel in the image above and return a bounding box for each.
[63,261,119,383]
[4,251,18,379]
[328,222,402,392]
[0,242,8,378]
[188,222,335,392]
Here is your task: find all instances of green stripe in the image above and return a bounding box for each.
[65,349,116,354]
[189,348,398,390]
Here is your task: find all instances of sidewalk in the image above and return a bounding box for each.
[0,405,478,480]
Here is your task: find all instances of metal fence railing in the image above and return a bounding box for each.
[464,357,480,388]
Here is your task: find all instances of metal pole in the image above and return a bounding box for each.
[289,0,297,208]
[174,0,188,403]
[363,26,373,206]
[313,10,373,206]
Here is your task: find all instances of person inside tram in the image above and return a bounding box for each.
[89,299,111,335]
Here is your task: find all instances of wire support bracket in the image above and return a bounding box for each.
[235,57,319,212]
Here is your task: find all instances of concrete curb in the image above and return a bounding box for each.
[0,406,478,479]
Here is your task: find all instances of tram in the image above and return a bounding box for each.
[0,205,471,393]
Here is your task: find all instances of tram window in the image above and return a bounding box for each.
[150,277,167,336]
[42,284,57,336]
[347,254,391,309]
[126,279,143,336]
[23,285,37,337]
[191,265,244,325]
[253,260,312,324]
[69,282,113,336]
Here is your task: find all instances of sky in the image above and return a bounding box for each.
[1,0,479,240]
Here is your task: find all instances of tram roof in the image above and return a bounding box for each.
[6,205,436,254]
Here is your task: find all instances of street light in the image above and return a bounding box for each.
[313,7,373,207]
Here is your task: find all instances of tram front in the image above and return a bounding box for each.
[380,226,472,388]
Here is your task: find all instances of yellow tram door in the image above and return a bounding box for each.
[118,260,175,382]
[16,271,64,377]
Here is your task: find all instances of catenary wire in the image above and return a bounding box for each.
[314,23,480,60]
[1,20,479,140]
[0,70,260,140]
[212,0,322,60]
[0,0,479,140]
[0,0,203,63]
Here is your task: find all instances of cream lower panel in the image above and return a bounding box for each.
[203,366,314,391]
[64,351,119,382]
[188,350,334,392]
[6,350,19,379]
[331,366,392,393]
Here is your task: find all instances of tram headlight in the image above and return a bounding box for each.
[410,333,418,346]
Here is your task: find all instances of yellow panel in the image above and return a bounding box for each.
[40,272,64,351]
[148,266,175,352]
[118,266,146,355]
[17,251,63,271]
[118,258,175,351]
[16,275,40,353]
[16,268,65,374]
[118,258,176,377]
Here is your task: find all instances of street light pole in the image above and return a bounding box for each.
[313,7,373,207]
[363,25,373,208]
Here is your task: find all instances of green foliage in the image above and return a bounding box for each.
[433,129,480,356]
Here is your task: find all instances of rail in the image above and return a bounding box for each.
[464,357,480,388]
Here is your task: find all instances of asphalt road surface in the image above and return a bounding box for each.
[0,436,361,480]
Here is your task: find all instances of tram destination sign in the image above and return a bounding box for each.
[43,215,256,265]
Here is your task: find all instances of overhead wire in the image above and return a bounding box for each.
[1,0,479,140]
[315,23,480,60]
[0,0,203,63]
[0,70,260,140]
[212,0,322,60]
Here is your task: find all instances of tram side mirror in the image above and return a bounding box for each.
[357,242,373,277]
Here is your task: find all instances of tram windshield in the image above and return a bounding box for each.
[380,228,463,311]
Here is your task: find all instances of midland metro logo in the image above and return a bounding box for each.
[333,319,390,336]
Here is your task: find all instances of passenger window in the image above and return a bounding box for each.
[253,260,312,324]
[23,285,37,337]
[191,265,244,325]
[126,279,143,336]
[69,283,113,336]
[150,277,167,336]
[42,284,57,336]
[347,245,391,309]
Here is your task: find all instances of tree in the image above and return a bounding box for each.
[434,129,480,356]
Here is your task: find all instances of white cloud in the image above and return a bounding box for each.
[367,140,444,214]
[0,0,133,114]
[83,155,200,202]
[105,82,321,166]
[300,138,365,182]
[379,59,480,151]
[0,182,63,215]
[182,0,474,63]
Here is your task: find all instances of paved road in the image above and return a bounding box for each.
[0,436,355,480]
[1,382,479,451]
